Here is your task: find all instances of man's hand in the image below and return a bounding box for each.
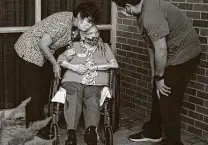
[53,64,61,79]
[156,79,171,99]
[74,64,88,74]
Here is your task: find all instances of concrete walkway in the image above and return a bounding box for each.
[1,107,208,145]
[61,107,208,145]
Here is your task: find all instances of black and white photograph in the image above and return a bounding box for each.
[0,0,207,145]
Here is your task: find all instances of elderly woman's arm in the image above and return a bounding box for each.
[58,60,77,71]
[57,49,88,74]
[89,43,118,71]
[90,59,118,71]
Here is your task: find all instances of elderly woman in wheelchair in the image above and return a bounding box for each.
[56,25,118,145]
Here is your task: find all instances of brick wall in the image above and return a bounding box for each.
[116,0,208,139]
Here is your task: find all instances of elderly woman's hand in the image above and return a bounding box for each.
[74,64,88,74]
[53,64,61,79]
[89,65,98,71]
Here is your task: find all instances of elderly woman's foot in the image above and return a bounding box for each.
[84,125,98,145]
[65,129,77,145]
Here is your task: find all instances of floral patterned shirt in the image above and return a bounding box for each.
[57,41,116,86]
[14,12,75,67]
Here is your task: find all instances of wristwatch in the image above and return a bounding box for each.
[154,75,164,81]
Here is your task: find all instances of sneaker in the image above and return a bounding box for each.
[128,132,162,142]
[84,126,98,145]
[65,129,77,145]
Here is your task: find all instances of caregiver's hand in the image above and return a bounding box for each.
[53,64,61,79]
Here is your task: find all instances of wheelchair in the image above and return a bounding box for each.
[47,68,120,145]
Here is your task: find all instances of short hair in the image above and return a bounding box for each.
[112,0,141,7]
[73,2,100,23]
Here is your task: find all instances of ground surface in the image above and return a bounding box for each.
[1,107,208,145]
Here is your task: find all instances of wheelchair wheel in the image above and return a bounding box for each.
[50,123,59,145]
[104,125,113,145]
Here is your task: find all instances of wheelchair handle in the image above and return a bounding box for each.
[109,69,115,90]
[50,77,60,98]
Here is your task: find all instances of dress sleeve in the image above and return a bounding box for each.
[43,14,68,42]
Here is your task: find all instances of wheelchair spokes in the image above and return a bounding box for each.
[49,114,60,145]
[104,125,113,145]
[102,99,114,145]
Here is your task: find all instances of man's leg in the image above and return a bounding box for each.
[128,85,162,142]
[159,71,187,145]
[62,82,83,130]
[128,55,200,143]
[159,55,200,145]
[142,85,162,137]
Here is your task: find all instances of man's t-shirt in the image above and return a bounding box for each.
[138,0,201,66]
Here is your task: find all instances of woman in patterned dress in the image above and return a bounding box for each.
[14,2,99,139]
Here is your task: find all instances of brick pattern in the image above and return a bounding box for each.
[116,0,208,138]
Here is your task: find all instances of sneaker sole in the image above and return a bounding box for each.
[129,137,162,143]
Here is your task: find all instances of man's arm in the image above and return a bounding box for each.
[147,47,155,77]
[153,37,167,77]
[147,46,155,88]
[152,37,171,98]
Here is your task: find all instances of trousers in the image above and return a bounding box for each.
[142,54,200,145]
[62,81,103,130]
[18,55,52,127]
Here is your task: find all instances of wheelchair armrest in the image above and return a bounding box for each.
[109,68,120,98]
[109,68,116,90]
[49,77,60,100]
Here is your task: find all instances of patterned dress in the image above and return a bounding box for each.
[80,41,99,85]
[14,12,77,67]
